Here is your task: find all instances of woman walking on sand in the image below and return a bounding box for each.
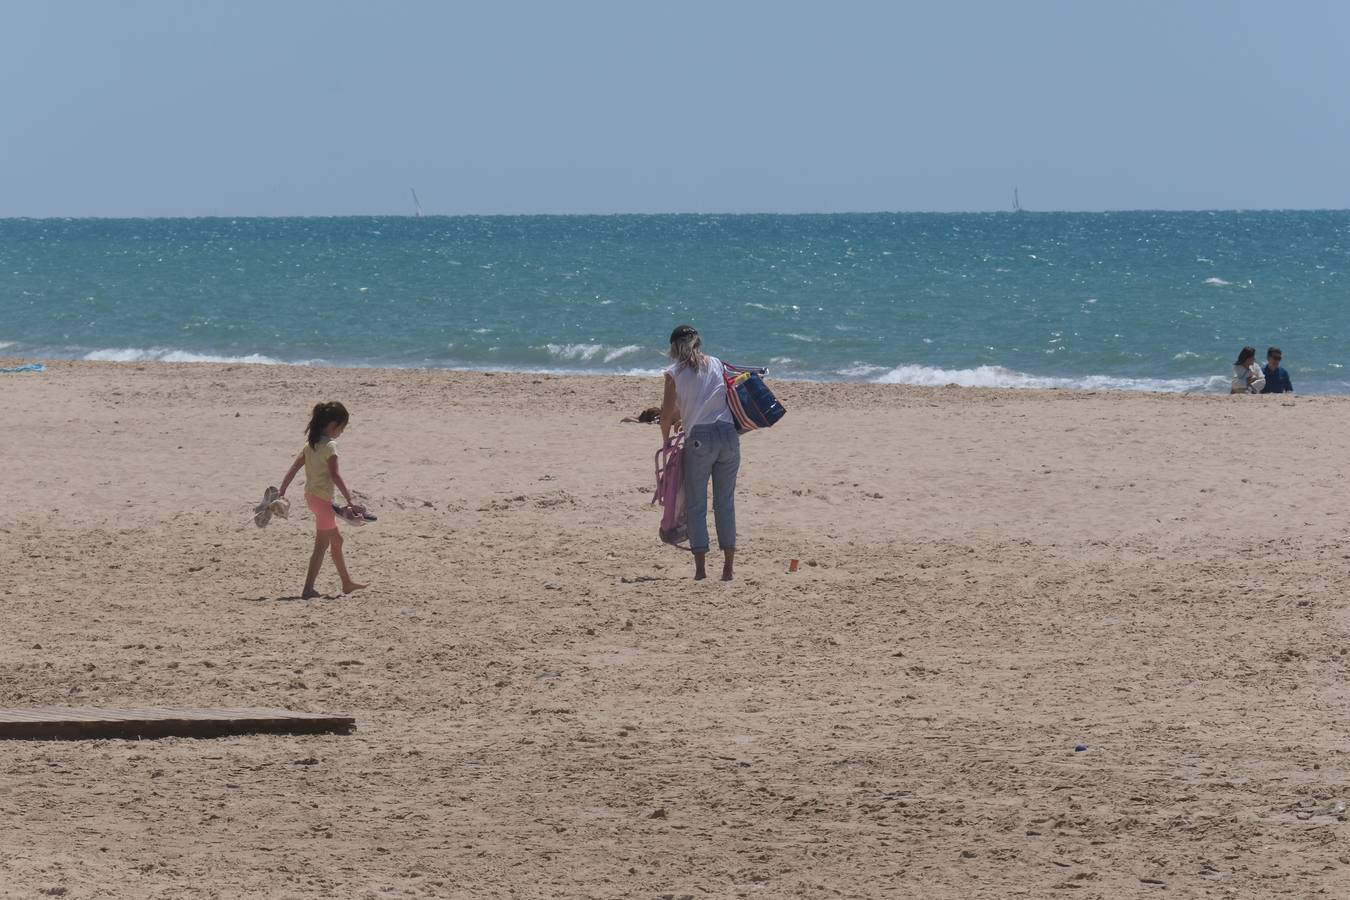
[661,324,740,581]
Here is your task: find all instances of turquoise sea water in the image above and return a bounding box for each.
[3,212,1349,392]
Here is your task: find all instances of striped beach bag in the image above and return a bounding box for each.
[723,363,786,432]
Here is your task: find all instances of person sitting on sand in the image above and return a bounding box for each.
[1231,346,1266,394]
[621,406,662,424]
[1261,347,1294,394]
[278,401,368,598]
[661,324,740,582]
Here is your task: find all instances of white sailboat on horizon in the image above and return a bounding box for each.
[410,188,424,218]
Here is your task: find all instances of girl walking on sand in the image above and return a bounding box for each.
[278,402,368,598]
[661,324,741,581]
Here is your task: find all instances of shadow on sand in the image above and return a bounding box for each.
[245,593,339,603]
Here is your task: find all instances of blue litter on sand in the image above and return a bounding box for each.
[0,363,44,373]
[1075,744,1088,752]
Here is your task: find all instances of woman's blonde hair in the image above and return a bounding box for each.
[669,324,707,371]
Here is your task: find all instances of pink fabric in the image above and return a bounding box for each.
[654,434,688,547]
[306,492,338,531]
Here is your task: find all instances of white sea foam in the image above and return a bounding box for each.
[1204,277,1232,286]
[1173,351,1203,360]
[437,362,667,378]
[602,344,643,363]
[83,347,291,365]
[0,341,14,350]
[868,363,1228,394]
[50,343,1275,394]
[837,363,890,379]
[785,333,819,343]
[541,343,647,364]
[544,343,604,362]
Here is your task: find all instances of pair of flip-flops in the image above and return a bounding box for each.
[333,503,378,526]
[253,486,377,527]
[253,486,292,528]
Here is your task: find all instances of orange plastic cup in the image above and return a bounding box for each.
[788,559,799,573]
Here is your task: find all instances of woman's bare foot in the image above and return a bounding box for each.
[342,581,368,594]
[721,549,735,581]
[301,587,321,600]
[693,551,707,581]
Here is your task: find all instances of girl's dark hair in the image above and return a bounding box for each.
[1235,346,1257,366]
[306,401,349,447]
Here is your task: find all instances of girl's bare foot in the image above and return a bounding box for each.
[342,581,368,594]
[693,551,707,581]
[302,587,321,600]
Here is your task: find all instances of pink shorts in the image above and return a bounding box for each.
[306,493,337,531]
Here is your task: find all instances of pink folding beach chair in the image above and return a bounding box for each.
[653,434,689,549]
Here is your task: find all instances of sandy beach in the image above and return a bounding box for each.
[2,359,1348,899]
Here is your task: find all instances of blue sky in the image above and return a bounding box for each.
[1,1,1346,215]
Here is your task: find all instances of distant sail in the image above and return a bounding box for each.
[410,188,424,218]
[1013,187,1022,213]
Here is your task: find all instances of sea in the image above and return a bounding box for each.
[3,211,1349,392]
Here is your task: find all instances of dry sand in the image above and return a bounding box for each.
[1,360,1348,898]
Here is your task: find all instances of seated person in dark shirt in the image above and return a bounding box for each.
[621,406,662,424]
[1261,347,1294,394]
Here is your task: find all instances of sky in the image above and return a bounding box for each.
[1,0,1347,216]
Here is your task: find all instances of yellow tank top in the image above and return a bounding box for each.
[303,438,337,500]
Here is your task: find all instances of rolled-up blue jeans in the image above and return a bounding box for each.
[683,421,740,553]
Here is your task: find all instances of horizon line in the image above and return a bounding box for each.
[4,206,1350,220]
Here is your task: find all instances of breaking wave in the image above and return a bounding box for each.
[543,343,604,361]
[543,343,648,364]
[83,347,292,365]
[602,344,643,363]
[4,344,1268,394]
[865,363,1229,393]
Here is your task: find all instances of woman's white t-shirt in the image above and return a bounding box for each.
[1231,363,1266,394]
[668,356,733,429]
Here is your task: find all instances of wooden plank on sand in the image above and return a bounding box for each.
[0,707,355,741]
